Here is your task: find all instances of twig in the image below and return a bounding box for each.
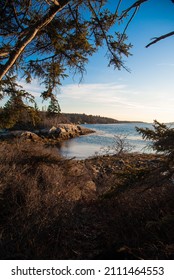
[119,0,148,20]
[146,31,174,48]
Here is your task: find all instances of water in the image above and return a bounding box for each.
[59,123,154,159]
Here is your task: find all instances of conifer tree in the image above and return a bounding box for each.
[0,79,40,129]
[136,120,174,159]
[0,0,134,102]
[47,96,61,115]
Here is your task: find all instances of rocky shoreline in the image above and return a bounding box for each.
[0,124,95,142]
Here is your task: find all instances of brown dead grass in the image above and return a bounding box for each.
[0,142,174,259]
[0,141,95,259]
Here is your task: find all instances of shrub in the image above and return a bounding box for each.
[98,134,133,156]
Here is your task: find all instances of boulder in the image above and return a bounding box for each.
[20,131,41,141]
[49,126,61,136]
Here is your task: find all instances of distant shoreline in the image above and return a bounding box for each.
[62,112,145,125]
[110,120,145,124]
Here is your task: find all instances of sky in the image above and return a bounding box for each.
[16,0,174,123]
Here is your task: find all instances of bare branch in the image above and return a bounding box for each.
[120,6,139,42]
[119,0,148,20]
[146,31,174,48]
[115,0,122,16]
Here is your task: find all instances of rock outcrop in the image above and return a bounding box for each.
[0,124,95,142]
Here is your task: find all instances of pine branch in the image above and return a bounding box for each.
[0,0,70,80]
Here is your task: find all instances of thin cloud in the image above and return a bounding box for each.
[11,80,174,123]
[157,63,174,67]
[60,82,135,106]
[18,79,44,97]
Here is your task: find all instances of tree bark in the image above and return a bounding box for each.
[0,0,70,80]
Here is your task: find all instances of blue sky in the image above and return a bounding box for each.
[20,0,174,122]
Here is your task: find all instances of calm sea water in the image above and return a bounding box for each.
[59,123,154,159]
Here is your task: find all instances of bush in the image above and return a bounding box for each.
[97,134,133,156]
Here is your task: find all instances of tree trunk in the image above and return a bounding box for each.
[0,1,69,80]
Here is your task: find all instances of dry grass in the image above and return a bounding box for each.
[0,142,174,259]
[0,141,95,259]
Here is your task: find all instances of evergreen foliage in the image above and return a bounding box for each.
[0,79,40,129]
[47,95,61,116]
[0,0,136,120]
[0,0,133,100]
[0,1,173,124]
[136,120,174,158]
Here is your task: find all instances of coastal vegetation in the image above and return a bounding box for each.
[0,109,118,130]
[0,108,141,131]
[0,120,174,259]
[0,0,174,260]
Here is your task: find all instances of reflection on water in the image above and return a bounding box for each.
[58,123,153,159]
[59,140,101,159]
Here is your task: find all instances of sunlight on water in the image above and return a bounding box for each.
[59,123,153,159]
